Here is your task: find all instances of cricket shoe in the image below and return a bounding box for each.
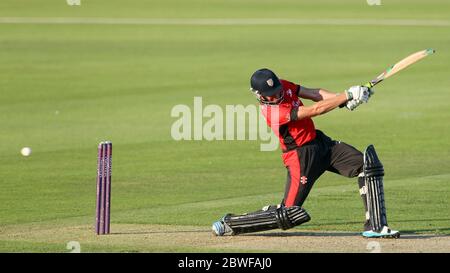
[362,226,400,239]
[211,215,233,236]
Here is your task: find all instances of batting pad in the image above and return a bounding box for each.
[364,145,388,232]
[223,205,310,235]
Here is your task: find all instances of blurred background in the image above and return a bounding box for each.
[0,0,449,252]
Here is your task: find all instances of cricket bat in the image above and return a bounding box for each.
[340,48,435,108]
[364,48,435,88]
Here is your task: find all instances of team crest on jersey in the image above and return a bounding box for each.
[292,100,300,107]
[287,89,292,97]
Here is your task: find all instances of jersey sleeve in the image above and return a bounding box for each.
[280,79,300,96]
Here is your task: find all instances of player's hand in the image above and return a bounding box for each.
[346,85,370,103]
[345,99,362,111]
[345,86,371,111]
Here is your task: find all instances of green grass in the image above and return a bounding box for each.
[0,0,449,252]
[1,0,450,20]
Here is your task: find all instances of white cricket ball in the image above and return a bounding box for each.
[21,147,32,157]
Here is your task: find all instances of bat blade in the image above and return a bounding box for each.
[366,48,435,88]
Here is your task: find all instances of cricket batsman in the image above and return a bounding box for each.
[212,68,400,238]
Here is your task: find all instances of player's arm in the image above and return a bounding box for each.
[296,93,348,120]
[298,86,338,102]
[295,85,370,120]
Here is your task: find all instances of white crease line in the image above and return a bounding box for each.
[0,17,449,26]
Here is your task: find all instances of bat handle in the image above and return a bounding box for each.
[363,81,375,88]
[362,81,377,98]
[339,81,375,108]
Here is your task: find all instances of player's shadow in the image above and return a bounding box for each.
[110,230,211,235]
[108,217,450,237]
[293,217,450,239]
[308,218,450,228]
[396,228,450,239]
[243,231,359,237]
[244,231,450,239]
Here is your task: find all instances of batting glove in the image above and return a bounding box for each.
[345,86,372,111]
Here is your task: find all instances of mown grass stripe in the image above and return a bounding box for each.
[0,17,449,27]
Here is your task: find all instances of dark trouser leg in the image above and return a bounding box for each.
[326,140,370,230]
[282,145,327,208]
[327,141,364,178]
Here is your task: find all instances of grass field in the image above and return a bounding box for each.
[1,0,449,253]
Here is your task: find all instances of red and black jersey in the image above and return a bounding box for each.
[260,79,316,152]
[259,78,364,209]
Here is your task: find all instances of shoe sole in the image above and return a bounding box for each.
[362,232,401,239]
